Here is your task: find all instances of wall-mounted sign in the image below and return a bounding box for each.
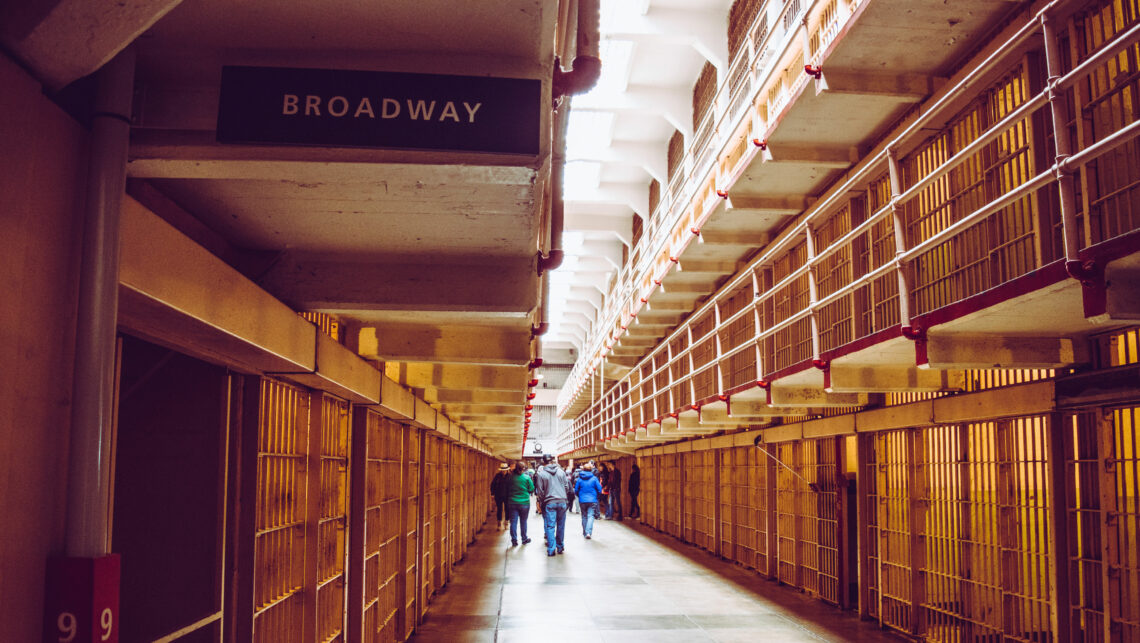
[216,65,541,155]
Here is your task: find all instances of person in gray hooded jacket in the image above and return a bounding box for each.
[534,453,571,556]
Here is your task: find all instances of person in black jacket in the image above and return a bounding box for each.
[609,464,623,521]
[628,463,641,519]
[490,462,511,529]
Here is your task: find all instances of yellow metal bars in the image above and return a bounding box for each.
[775,441,802,587]
[242,377,492,643]
[314,395,349,643]
[1077,0,1140,245]
[253,379,309,643]
[1107,405,1140,641]
[1064,404,1140,642]
[363,413,403,643]
[873,429,915,633]
[403,427,421,638]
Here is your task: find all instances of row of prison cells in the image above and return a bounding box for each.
[591,328,1140,643]
[111,333,498,643]
[559,1,1140,641]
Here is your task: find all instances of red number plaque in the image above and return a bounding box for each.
[43,555,120,643]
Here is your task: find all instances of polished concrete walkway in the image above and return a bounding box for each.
[410,509,904,642]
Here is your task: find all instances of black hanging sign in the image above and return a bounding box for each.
[216,65,541,155]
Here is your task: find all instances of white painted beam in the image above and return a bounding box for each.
[573,86,694,137]
[604,7,728,70]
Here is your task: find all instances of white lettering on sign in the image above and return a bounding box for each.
[304,95,321,116]
[281,95,485,123]
[439,101,459,122]
[381,98,400,119]
[354,97,375,118]
[463,102,481,122]
[406,99,435,120]
[283,94,299,115]
[327,96,349,117]
[101,607,113,641]
[57,612,76,643]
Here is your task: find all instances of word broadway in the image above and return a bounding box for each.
[282,94,483,123]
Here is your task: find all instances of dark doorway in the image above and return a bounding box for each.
[112,335,228,642]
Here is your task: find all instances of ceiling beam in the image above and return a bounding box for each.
[384,362,528,392]
[258,254,538,315]
[604,6,728,70]
[358,324,533,365]
[1,0,184,89]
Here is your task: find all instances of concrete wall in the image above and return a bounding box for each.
[0,53,87,640]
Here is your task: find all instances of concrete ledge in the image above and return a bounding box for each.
[118,197,315,374]
[802,414,856,438]
[414,398,437,430]
[376,375,415,420]
[282,331,382,404]
[932,381,1054,424]
[856,402,935,433]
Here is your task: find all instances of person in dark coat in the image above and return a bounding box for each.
[608,464,623,521]
[574,463,604,538]
[628,463,641,519]
[596,462,609,519]
[490,462,511,529]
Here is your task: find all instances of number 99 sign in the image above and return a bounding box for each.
[44,555,120,643]
[56,609,113,642]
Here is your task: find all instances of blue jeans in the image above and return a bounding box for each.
[543,502,567,554]
[507,502,530,543]
[579,502,596,536]
[604,494,613,518]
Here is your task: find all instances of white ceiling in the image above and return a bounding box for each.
[547,0,734,357]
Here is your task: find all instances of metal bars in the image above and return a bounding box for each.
[363,413,402,642]
[315,395,349,643]
[254,379,309,643]
[240,377,495,643]
[1064,404,1140,642]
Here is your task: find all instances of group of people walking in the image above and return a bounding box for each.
[489,456,642,556]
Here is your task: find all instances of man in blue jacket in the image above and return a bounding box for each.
[574,463,604,539]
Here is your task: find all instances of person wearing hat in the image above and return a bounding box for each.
[490,462,511,530]
[533,453,572,556]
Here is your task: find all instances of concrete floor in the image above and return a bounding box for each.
[411,509,906,642]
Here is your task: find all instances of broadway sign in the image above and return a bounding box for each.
[217,66,541,155]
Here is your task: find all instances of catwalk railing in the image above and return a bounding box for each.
[568,0,1140,451]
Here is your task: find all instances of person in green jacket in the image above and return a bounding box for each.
[505,461,535,546]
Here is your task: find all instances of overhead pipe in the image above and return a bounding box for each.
[552,0,602,103]
[541,0,600,274]
[66,47,135,557]
[535,0,601,350]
